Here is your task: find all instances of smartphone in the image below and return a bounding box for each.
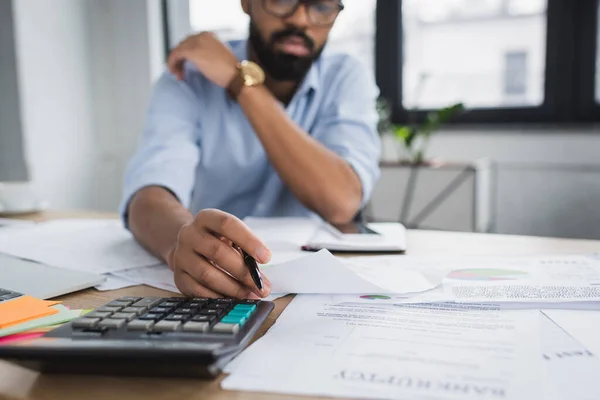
[325,222,382,241]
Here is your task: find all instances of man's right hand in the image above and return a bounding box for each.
[168,209,272,299]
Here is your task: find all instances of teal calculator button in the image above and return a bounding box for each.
[220,317,241,325]
[234,304,256,312]
[227,310,251,318]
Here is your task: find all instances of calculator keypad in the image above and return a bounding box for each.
[72,297,261,336]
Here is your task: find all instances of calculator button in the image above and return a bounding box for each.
[182,321,210,333]
[118,297,141,302]
[153,320,182,332]
[97,306,123,313]
[215,298,235,303]
[191,297,211,302]
[227,310,251,319]
[131,298,162,308]
[212,323,239,334]
[174,308,195,314]
[107,300,133,308]
[138,313,163,321]
[160,301,180,308]
[111,312,137,321]
[150,307,172,314]
[127,319,155,331]
[98,318,127,329]
[185,301,207,308]
[72,317,101,329]
[198,309,223,317]
[206,303,230,310]
[233,304,257,313]
[237,299,260,305]
[191,315,215,323]
[221,316,246,325]
[0,293,22,301]
[121,307,147,315]
[164,314,188,322]
[86,311,113,319]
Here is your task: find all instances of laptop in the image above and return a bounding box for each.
[0,253,105,300]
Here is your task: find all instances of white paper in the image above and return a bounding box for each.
[264,250,440,294]
[0,218,35,227]
[543,309,600,360]
[448,284,600,303]
[0,219,160,273]
[244,216,321,247]
[112,264,180,293]
[94,274,139,291]
[540,313,600,400]
[223,295,544,400]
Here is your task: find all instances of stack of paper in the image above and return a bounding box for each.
[0,295,82,343]
[0,219,164,291]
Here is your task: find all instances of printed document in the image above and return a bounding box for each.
[540,314,600,400]
[264,250,441,294]
[112,250,444,295]
[0,219,160,273]
[223,295,544,400]
[543,309,600,361]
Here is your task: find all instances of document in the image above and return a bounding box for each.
[0,219,161,273]
[543,309,600,361]
[223,295,544,400]
[112,250,442,295]
[540,314,600,400]
[112,264,179,293]
[264,250,441,294]
[94,274,139,291]
[244,216,322,247]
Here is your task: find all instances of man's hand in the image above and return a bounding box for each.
[168,32,238,87]
[168,209,272,299]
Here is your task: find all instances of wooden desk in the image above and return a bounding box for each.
[1,211,600,400]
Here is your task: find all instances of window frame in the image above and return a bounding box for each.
[375,0,600,124]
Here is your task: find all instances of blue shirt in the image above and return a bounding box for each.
[120,40,381,222]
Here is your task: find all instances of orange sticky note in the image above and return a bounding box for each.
[0,295,60,328]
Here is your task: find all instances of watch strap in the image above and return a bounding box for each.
[227,68,245,100]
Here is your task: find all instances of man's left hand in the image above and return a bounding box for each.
[168,32,238,88]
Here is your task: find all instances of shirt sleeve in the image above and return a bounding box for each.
[119,71,201,226]
[311,58,382,209]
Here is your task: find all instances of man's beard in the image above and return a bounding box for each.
[249,22,325,82]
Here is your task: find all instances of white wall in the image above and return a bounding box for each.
[12,0,95,209]
[11,0,162,212]
[380,126,600,239]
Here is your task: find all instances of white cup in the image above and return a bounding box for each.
[0,181,42,214]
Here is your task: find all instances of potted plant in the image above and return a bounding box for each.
[392,102,465,164]
[368,100,491,233]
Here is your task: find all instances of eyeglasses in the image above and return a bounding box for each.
[262,0,344,27]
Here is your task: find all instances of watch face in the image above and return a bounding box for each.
[240,60,265,86]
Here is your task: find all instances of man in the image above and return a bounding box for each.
[121,0,381,300]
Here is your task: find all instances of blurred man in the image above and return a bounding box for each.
[122,0,380,299]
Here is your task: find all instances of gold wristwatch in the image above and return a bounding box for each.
[227,60,265,100]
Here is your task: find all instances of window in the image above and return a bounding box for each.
[401,0,547,110]
[171,0,377,76]
[377,0,600,123]
[504,51,528,98]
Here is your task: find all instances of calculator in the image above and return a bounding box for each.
[0,296,274,378]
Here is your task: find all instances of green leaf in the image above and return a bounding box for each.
[394,126,418,149]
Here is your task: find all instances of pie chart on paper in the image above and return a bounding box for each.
[447,268,529,282]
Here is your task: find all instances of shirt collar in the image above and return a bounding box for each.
[232,39,320,97]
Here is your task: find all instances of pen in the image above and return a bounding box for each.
[241,248,263,291]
